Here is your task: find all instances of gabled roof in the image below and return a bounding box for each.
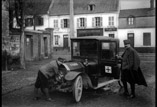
[24,0,52,15]
[49,0,119,16]
[119,8,155,18]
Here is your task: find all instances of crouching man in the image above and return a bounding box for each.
[34,57,65,101]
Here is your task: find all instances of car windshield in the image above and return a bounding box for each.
[72,40,98,58]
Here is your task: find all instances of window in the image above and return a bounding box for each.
[54,20,58,28]
[77,18,86,28]
[72,40,98,58]
[109,16,114,26]
[73,42,80,56]
[92,17,102,27]
[109,34,115,38]
[25,18,33,27]
[101,42,116,60]
[88,4,95,11]
[35,16,43,26]
[54,35,59,45]
[143,33,151,46]
[128,17,135,25]
[61,19,69,28]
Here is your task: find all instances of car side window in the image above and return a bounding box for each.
[73,42,80,56]
[101,42,116,60]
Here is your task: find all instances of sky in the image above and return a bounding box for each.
[120,0,153,9]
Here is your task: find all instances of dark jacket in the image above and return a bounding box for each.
[122,47,140,71]
[121,47,147,87]
[39,60,59,79]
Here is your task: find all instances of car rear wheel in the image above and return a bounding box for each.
[73,75,83,102]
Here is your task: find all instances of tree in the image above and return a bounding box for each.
[15,0,26,69]
[9,0,51,69]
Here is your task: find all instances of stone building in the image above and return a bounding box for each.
[10,29,53,61]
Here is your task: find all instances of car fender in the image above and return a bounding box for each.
[64,72,82,81]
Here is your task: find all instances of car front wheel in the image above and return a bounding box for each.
[73,75,83,102]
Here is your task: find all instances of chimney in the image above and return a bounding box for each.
[150,0,154,9]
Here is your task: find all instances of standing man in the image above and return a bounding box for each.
[34,57,65,101]
[117,40,147,98]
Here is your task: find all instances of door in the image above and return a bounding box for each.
[26,35,33,60]
[127,33,134,47]
[44,37,48,57]
[63,35,69,48]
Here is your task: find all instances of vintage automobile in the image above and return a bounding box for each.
[49,36,121,102]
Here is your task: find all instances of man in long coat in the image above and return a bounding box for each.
[119,40,147,98]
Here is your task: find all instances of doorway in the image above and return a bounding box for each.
[43,37,48,57]
[63,35,69,48]
[127,33,134,48]
[26,35,33,60]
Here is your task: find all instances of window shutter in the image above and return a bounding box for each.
[108,17,111,26]
[77,18,79,28]
[53,20,55,28]
[56,20,58,28]
[85,18,87,28]
[112,17,114,26]
[100,17,102,27]
[61,19,63,28]
[92,17,95,27]
[68,19,70,28]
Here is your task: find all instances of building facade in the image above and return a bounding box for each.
[25,0,120,50]
[118,8,155,52]
[14,0,155,53]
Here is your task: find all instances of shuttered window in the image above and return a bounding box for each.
[109,16,114,26]
[77,18,87,28]
[35,16,43,26]
[25,18,33,27]
[61,19,69,28]
[54,35,59,45]
[92,17,102,27]
[54,20,58,28]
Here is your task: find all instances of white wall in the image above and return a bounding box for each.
[118,28,155,47]
[74,13,119,37]
[50,12,119,47]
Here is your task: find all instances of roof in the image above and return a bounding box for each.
[71,36,119,41]
[119,8,155,18]
[24,0,52,15]
[49,0,119,16]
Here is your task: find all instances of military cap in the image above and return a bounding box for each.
[57,57,65,63]
[123,39,130,45]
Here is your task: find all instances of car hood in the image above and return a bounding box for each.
[62,61,85,71]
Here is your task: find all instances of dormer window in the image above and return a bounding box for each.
[88,4,95,11]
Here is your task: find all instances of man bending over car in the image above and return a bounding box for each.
[34,57,65,101]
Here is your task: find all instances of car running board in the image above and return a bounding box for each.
[93,79,119,89]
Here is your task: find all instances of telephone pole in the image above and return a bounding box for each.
[69,0,74,51]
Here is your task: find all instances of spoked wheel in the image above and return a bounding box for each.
[73,75,83,102]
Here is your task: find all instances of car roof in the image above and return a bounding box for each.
[71,36,119,41]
